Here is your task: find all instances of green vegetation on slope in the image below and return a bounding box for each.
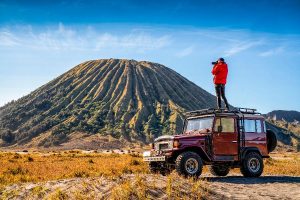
[0,59,216,147]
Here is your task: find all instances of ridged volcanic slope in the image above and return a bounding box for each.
[0,59,216,146]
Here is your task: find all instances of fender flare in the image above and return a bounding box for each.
[172,146,211,162]
[240,147,262,160]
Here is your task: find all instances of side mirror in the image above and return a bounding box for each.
[217,125,223,132]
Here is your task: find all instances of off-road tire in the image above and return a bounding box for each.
[175,151,203,178]
[149,162,171,176]
[240,152,264,177]
[210,165,230,176]
[149,162,158,173]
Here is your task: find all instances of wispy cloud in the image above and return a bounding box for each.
[224,40,264,56]
[0,23,172,52]
[259,46,284,57]
[95,32,171,51]
[0,31,21,46]
[176,46,194,57]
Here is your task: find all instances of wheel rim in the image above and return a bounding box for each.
[185,158,199,174]
[247,158,260,173]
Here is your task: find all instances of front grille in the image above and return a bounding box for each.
[159,143,169,150]
[154,140,173,151]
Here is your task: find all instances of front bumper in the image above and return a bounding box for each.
[143,156,166,162]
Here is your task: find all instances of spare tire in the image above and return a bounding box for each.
[266,129,277,152]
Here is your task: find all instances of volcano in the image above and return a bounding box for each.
[0,59,217,148]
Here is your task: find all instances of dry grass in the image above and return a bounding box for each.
[0,151,299,199]
[263,153,300,176]
[110,173,208,200]
[213,152,300,176]
[0,151,147,189]
[0,151,300,200]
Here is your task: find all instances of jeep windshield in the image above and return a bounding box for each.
[184,117,214,134]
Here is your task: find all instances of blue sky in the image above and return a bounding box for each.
[0,0,300,113]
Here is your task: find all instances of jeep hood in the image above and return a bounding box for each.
[154,135,174,142]
[174,133,208,139]
[154,133,207,142]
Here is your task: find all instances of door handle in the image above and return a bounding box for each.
[232,141,237,143]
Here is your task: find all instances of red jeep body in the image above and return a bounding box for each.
[143,108,276,177]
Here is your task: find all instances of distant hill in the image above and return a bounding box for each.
[266,120,300,152]
[0,59,217,148]
[265,110,300,123]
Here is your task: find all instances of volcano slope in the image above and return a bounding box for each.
[0,59,217,148]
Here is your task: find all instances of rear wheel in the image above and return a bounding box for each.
[240,152,263,177]
[210,165,230,176]
[175,151,203,178]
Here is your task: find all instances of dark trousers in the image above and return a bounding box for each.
[215,84,229,109]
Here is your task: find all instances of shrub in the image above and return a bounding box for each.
[6,167,28,175]
[0,129,14,143]
[27,157,34,162]
[130,159,140,166]
[74,171,89,178]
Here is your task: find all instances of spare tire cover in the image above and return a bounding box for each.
[267,129,277,152]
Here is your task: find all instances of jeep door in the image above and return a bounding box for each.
[212,117,238,156]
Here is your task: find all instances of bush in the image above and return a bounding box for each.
[35,100,52,110]
[0,129,14,143]
[27,157,34,162]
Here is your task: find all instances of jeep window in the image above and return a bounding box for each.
[214,118,235,132]
[256,120,262,133]
[244,120,256,132]
[186,117,213,132]
[263,120,267,133]
[244,119,262,133]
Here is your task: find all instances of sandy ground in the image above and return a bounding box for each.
[205,173,300,200]
[1,173,299,200]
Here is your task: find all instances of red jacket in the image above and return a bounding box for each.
[211,62,228,85]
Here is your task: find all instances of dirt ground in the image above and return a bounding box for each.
[205,173,300,200]
[1,173,300,200]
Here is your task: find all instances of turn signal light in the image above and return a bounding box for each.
[173,140,180,148]
[150,143,155,149]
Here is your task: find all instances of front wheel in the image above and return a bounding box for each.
[149,162,158,173]
[149,162,171,176]
[240,152,264,177]
[175,151,203,178]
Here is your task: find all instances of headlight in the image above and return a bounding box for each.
[143,151,151,157]
[173,140,180,148]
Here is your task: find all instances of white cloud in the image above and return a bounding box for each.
[176,46,194,57]
[0,31,21,46]
[0,24,172,52]
[95,32,171,52]
[259,47,284,57]
[224,40,264,57]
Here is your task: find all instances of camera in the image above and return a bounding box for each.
[211,61,218,65]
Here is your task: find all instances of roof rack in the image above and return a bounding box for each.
[233,107,259,114]
[185,108,227,116]
[185,107,260,117]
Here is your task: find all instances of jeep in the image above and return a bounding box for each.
[143,108,277,177]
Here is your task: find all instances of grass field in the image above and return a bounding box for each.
[0,151,299,199]
[0,151,148,188]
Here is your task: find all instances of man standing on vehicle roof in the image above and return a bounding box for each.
[211,58,230,110]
